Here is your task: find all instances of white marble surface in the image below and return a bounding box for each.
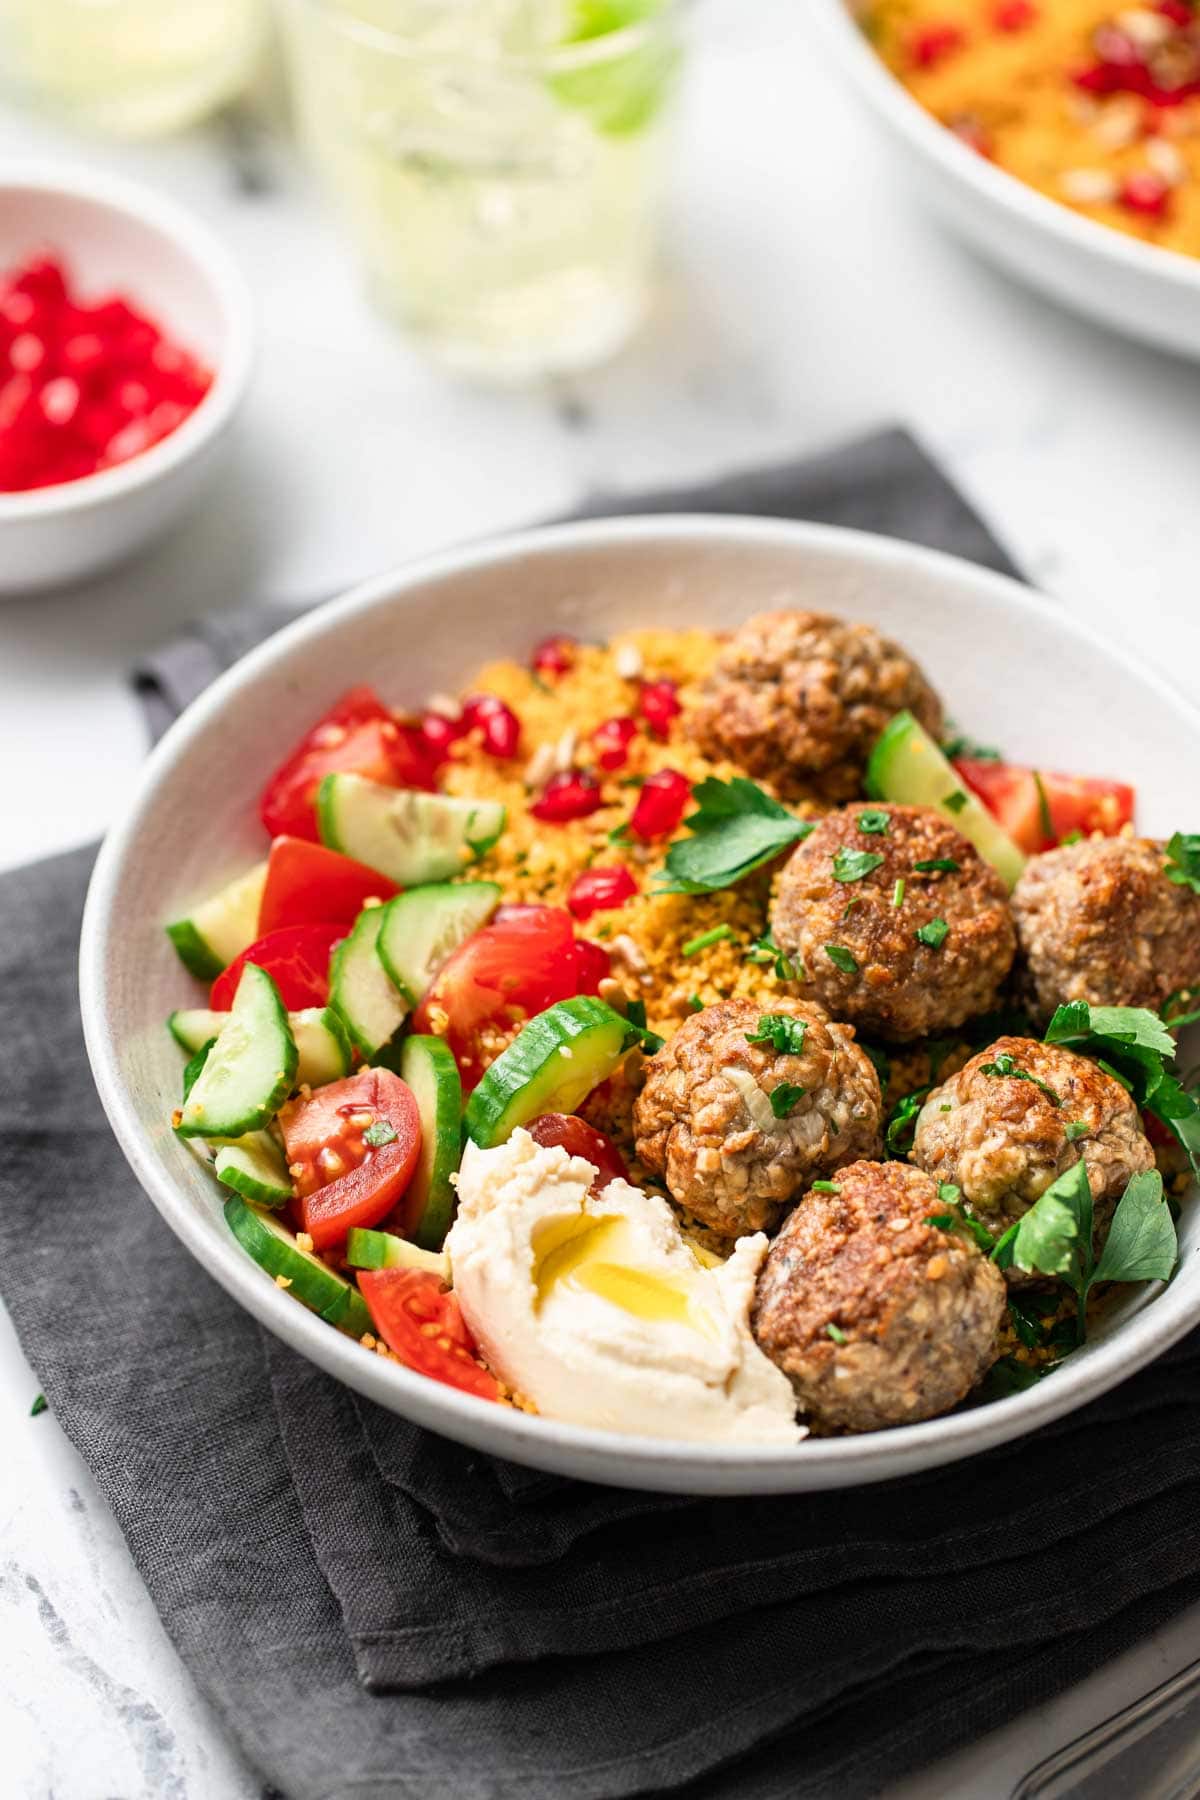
[3,1,1200,1794]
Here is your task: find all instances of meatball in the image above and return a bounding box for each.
[632,997,882,1240]
[691,609,943,802]
[911,1036,1154,1262]
[1012,836,1200,1021]
[752,1161,1005,1433]
[769,804,1016,1041]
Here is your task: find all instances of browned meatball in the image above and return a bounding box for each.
[769,804,1016,1042]
[690,609,943,802]
[752,1161,1005,1433]
[911,1036,1154,1264]
[1012,836,1200,1021]
[632,997,882,1239]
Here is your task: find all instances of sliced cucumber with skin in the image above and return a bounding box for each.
[378,881,501,1006]
[345,1226,450,1281]
[166,861,268,981]
[399,1035,463,1249]
[465,997,632,1149]
[214,1132,294,1208]
[169,1004,352,1090]
[224,1195,371,1337]
[329,904,409,1061]
[318,773,506,886]
[176,964,297,1139]
[865,710,1027,891]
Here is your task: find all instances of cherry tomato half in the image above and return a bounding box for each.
[357,1268,501,1401]
[210,920,345,1011]
[258,837,398,936]
[527,1113,629,1193]
[259,686,437,841]
[279,1068,421,1251]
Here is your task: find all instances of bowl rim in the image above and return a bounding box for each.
[0,161,254,520]
[811,0,1200,296]
[79,513,1200,1487]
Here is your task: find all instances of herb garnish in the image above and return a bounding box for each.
[1064,1120,1088,1142]
[832,847,885,883]
[825,1322,848,1344]
[608,823,633,846]
[892,878,905,909]
[622,998,666,1055]
[362,1119,398,1148]
[1044,1001,1200,1176]
[770,1082,806,1119]
[688,994,703,1012]
[811,1179,841,1195]
[824,944,859,975]
[915,918,949,950]
[1060,828,1083,846]
[943,790,968,815]
[885,1087,928,1156]
[30,1393,47,1418]
[980,1051,1060,1106]
[913,858,959,874]
[1164,832,1200,895]
[682,923,733,957]
[746,932,799,981]
[857,810,890,834]
[861,1041,891,1092]
[926,1207,995,1254]
[941,728,1002,762]
[746,1014,809,1056]
[181,1037,216,1103]
[1033,771,1053,845]
[657,777,814,894]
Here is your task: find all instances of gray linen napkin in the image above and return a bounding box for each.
[7,427,1200,1800]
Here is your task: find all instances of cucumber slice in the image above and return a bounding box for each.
[318,773,506,886]
[398,1035,463,1249]
[169,1004,352,1091]
[176,964,297,1139]
[329,904,409,1061]
[214,1133,294,1208]
[865,710,1027,891]
[464,997,632,1148]
[224,1194,371,1336]
[345,1226,450,1281]
[166,861,267,981]
[378,881,502,1005]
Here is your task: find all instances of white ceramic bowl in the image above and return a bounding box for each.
[811,0,1200,361]
[80,516,1200,1495]
[0,166,254,595]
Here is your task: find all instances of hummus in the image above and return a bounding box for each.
[445,1131,804,1444]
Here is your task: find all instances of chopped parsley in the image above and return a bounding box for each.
[745,1013,809,1056]
[943,790,968,815]
[362,1119,398,1148]
[1064,1120,1088,1142]
[980,1051,1060,1106]
[1044,1000,1200,1178]
[832,847,885,883]
[892,878,906,909]
[842,896,862,920]
[913,857,959,874]
[857,809,890,834]
[682,923,734,957]
[1060,828,1083,846]
[824,944,859,975]
[811,1179,841,1195]
[915,918,949,950]
[1164,831,1200,895]
[688,993,704,1012]
[825,1322,848,1344]
[745,932,799,981]
[30,1393,47,1418]
[938,1182,961,1204]
[608,822,633,846]
[770,1082,806,1119]
[926,1205,995,1254]
[624,998,666,1055]
[941,728,1002,762]
[657,776,815,894]
[885,1088,928,1156]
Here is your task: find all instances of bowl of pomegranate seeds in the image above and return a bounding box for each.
[811,0,1200,360]
[0,166,253,593]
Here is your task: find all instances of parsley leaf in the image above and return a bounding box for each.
[941,728,1002,762]
[811,1179,841,1194]
[745,1013,809,1056]
[770,1082,806,1119]
[1064,1120,1088,1142]
[824,944,859,975]
[657,777,814,894]
[832,847,885,883]
[980,1051,1060,1106]
[30,1393,47,1417]
[943,790,968,814]
[913,857,959,874]
[745,932,799,981]
[926,1207,995,1253]
[885,1087,928,1156]
[363,1119,398,1148]
[915,918,949,950]
[624,998,665,1054]
[1092,1170,1177,1287]
[1044,1001,1199,1177]
[1165,832,1200,895]
[857,810,890,834]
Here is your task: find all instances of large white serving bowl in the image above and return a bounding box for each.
[811,0,1200,362]
[80,516,1200,1495]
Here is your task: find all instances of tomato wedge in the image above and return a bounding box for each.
[259,686,438,841]
[279,1069,421,1251]
[411,904,611,1091]
[527,1114,629,1193]
[258,837,398,936]
[954,759,1135,854]
[210,920,344,1010]
[358,1268,501,1401]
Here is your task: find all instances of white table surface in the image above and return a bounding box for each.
[4,2,1200,1795]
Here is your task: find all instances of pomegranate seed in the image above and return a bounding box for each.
[116,378,152,416]
[39,377,80,427]
[1,291,34,329]
[992,0,1035,27]
[9,333,45,374]
[638,679,682,739]
[61,332,106,376]
[530,769,604,823]
[572,937,611,992]
[592,715,638,771]
[1158,0,1192,24]
[531,634,576,678]
[103,418,156,465]
[1093,25,1141,67]
[14,255,68,308]
[420,711,468,761]
[950,114,994,156]
[566,865,638,921]
[462,693,521,759]
[631,769,691,841]
[1120,170,1171,214]
[910,22,965,66]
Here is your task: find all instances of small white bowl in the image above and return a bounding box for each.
[810,0,1200,362]
[0,165,254,595]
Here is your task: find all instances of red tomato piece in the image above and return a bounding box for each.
[357,1268,501,1401]
[259,687,437,841]
[527,1114,629,1193]
[210,921,344,1011]
[258,838,398,936]
[953,759,1136,854]
[280,1069,421,1251]
[570,937,611,995]
[567,864,637,921]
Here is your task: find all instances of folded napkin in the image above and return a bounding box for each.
[6,427,1200,1800]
